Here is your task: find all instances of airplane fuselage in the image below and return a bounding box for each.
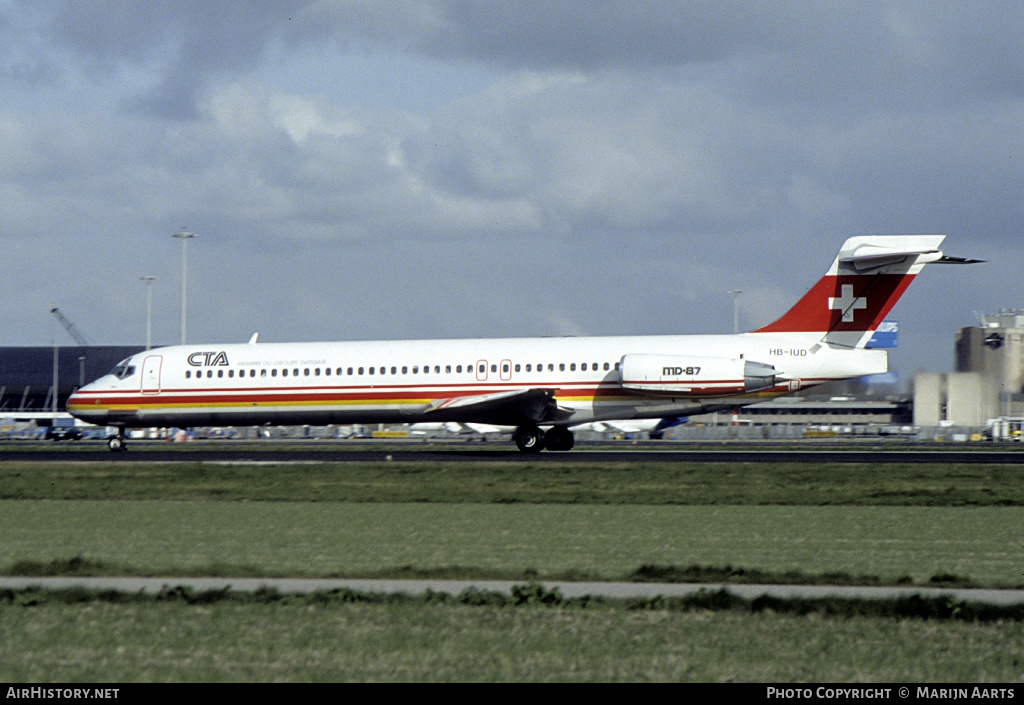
[66,331,884,430]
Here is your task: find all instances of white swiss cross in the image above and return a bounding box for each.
[828,284,867,322]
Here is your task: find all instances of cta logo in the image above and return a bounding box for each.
[187,351,230,367]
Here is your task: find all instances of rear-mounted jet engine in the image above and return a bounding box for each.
[619,354,779,397]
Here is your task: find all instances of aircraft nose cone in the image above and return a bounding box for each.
[66,388,104,423]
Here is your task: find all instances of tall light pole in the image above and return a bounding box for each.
[139,276,156,350]
[51,311,59,414]
[728,290,742,334]
[172,229,196,345]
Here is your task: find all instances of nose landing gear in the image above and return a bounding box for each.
[107,428,127,452]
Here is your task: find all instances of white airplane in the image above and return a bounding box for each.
[578,417,689,438]
[410,416,687,440]
[67,235,976,452]
[409,422,508,439]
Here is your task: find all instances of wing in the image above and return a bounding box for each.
[422,388,570,426]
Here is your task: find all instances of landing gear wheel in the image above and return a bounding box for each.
[515,427,546,453]
[544,427,575,452]
[107,435,126,452]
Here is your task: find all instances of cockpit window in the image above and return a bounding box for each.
[109,360,137,380]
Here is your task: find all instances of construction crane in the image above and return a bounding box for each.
[49,306,89,346]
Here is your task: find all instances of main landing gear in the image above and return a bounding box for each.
[514,425,575,453]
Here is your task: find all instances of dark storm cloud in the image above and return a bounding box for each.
[44,0,308,116]
[2,1,1021,378]
[37,1,1024,127]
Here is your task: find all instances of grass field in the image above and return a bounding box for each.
[2,597,1022,682]
[2,457,1022,585]
[4,455,1024,505]
[3,501,1022,586]
[2,451,1023,681]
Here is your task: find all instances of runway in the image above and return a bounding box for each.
[3,439,1024,464]
[3,576,1023,606]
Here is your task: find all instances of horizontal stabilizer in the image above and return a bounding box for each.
[937,255,985,265]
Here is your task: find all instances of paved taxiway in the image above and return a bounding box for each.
[2,576,1022,606]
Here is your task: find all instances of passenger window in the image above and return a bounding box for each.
[260,369,266,377]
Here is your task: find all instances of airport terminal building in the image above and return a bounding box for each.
[913,310,1024,432]
[0,346,144,416]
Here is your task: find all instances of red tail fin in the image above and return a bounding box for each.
[753,235,947,348]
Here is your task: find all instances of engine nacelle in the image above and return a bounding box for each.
[620,354,779,397]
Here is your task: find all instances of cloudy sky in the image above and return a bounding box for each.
[2,1,1022,381]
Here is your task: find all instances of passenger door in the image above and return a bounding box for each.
[141,355,162,394]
